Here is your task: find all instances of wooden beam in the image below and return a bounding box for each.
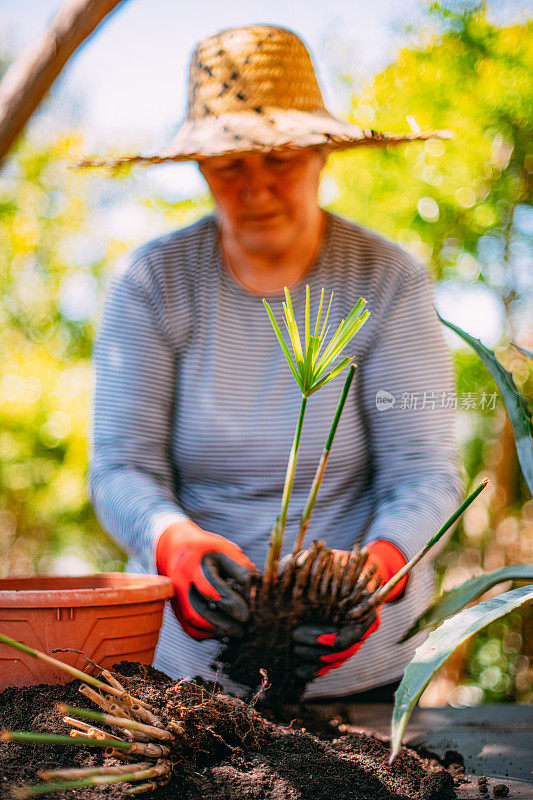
[0,0,127,168]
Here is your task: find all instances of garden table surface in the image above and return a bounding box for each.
[314,702,533,798]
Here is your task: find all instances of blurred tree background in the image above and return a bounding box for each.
[1,1,531,703]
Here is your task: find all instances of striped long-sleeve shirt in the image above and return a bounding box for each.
[90,211,463,698]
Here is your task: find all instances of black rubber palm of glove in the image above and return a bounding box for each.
[188,551,255,639]
[293,609,378,680]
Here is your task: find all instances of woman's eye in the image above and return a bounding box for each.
[211,160,242,176]
[268,154,298,169]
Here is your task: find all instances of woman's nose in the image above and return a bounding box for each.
[240,164,275,204]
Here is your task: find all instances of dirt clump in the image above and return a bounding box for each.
[1,662,457,799]
[419,770,456,799]
[217,585,314,703]
[443,750,465,772]
[492,784,510,798]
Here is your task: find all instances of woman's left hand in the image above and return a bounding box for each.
[291,539,408,678]
[292,611,379,679]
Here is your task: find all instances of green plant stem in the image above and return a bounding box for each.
[293,364,357,556]
[0,731,131,749]
[56,704,173,742]
[39,763,153,781]
[13,767,165,798]
[359,478,488,613]
[124,783,158,795]
[264,395,307,588]
[0,634,154,712]
[0,633,127,701]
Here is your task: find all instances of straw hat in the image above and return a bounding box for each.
[78,24,450,168]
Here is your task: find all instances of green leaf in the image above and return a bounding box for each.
[320,292,334,340]
[284,291,304,366]
[438,313,533,496]
[305,284,310,350]
[315,317,347,370]
[262,299,303,391]
[401,564,533,641]
[308,356,354,395]
[314,288,325,338]
[326,309,370,360]
[264,288,368,398]
[390,584,533,761]
[316,302,369,372]
[340,296,368,328]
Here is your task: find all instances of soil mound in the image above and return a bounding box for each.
[0,662,457,799]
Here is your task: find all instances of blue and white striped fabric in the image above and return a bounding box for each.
[90,211,463,698]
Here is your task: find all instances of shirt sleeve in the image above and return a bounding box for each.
[89,255,188,573]
[358,265,464,561]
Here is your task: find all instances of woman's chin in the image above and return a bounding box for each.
[239,226,296,257]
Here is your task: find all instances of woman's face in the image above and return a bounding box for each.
[199,148,325,257]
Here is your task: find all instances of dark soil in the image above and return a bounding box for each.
[419,770,456,800]
[217,553,376,704]
[0,662,459,800]
[492,785,510,798]
[217,585,316,703]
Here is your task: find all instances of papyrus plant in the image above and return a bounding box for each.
[262,286,369,587]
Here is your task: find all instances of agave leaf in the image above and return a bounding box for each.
[401,564,533,642]
[438,312,533,496]
[390,584,533,761]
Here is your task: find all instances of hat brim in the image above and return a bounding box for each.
[75,110,451,169]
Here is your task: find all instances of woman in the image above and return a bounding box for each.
[90,24,463,698]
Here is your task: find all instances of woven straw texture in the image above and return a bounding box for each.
[77,24,451,168]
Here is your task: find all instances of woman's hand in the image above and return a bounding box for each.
[292,539,408,678]
[293,611,379,679]
[156,519,257,640]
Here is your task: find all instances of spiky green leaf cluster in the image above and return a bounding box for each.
[263,286,369,397]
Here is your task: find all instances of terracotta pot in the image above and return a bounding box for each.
[0,573,174,689]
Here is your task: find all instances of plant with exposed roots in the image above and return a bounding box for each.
[0,634,269,797]
[218,287,487,702]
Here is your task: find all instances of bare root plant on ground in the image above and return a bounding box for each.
[0,636,463,799]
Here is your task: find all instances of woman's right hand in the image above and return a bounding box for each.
[156,519,256,639]
[156,519,257,640]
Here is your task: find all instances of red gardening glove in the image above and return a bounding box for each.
[292,540,408,678]
[156,519,257,641]
[363,539,409,602]
[293,610,380,679]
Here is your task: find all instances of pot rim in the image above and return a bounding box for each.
[0,573,174,607]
